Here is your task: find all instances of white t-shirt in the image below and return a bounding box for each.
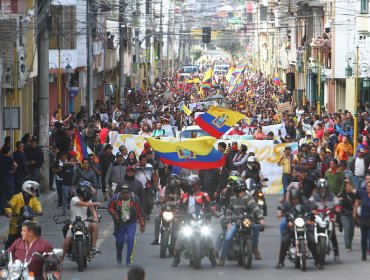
[70,196,89,221]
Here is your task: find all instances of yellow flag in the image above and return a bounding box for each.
[226,66,234,82]
[182,104,192,116]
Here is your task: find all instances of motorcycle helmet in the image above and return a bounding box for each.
[22,181,39,196]
[247,156,257,168]
[76,181,94,202]
[229,170,240,177]
[233,179,247,193]
[317,178,328,198]
[187,175,201,192]
[289,188,302,204]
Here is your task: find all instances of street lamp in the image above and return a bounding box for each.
[345,63,353,77]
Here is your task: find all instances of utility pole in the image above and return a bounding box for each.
[159,1,163,79]
[119,0,126,107]
[37,0,50,193]
[86,0,93,116]
[134,0,141,91]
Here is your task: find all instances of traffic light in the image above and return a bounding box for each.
[202,27,211,43]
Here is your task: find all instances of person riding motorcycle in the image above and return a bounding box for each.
[275,188,323,269]
[61,181,101,262]
[4,181,43,249]
[151,173,183,245]
[241,156,263,183]
[309,178,342,263]
[171,175,217,267]
[218,178,265,266]
[6,221,53,279]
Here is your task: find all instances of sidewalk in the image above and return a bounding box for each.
[0,191,57,244]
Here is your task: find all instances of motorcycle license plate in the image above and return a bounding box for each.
[75,231,83,235]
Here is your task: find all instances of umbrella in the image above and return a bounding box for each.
[207,93,225,100]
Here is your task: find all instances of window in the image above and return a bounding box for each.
[49,5,76,49]
[361,0,369,14]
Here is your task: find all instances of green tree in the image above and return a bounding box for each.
[190,46,204,62]
[217,31,244,59]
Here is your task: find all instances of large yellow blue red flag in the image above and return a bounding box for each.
[194,106,246,138]
[146,137,225,170]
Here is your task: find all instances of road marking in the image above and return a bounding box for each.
[96,221,114,250]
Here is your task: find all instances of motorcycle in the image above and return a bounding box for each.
[313,209,336,265]
[226,213,255,269]
[246,178,268,216]
[182,211,212,269]
[0,249,63,280]
[285,205,312,272]
[53,215,101,272]
[159,205,179,258]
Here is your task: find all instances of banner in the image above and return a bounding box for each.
[111,135,298,194]
[277,102,294,114]
[241,123,287,139]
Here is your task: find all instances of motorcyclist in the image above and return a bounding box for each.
[275,188,323,269]
[61,181,101,262]
[7,221,53,279]
[171,175,217,267]
[309,178,342,263]
[218,179,265,266]
[4,181,43,249]
[241,156,263,183]
[151,174,183,245]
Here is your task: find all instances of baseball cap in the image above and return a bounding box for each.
[234,124,240,127]
[116,152,123,157]
[305,130,312,136]
[126,165,135,171]
[359,148,365,153]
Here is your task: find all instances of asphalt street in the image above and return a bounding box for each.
[37,194,368,280]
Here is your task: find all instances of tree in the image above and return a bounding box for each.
[216,31,244,60]
[190,46,204,63]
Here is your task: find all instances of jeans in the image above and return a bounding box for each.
[340,215,355,248]
[282,174,292,197]
[62,185,71,214]
[279,218,287,236]
[114,222,137,265]
[353,176,365,190]
[29,168,41,182]
[56,180,63,206]
[360,220,370,257]
[219,223,260,259]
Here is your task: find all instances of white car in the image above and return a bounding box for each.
[179,125,210,139]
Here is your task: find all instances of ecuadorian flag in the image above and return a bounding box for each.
[201,68,212,89]
[195,106,246,138]
[146,137,225,170]
[73,128,95,162]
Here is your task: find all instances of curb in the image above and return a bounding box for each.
[0,191,57,244]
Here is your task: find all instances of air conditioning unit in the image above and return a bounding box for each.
[357,16,370,36]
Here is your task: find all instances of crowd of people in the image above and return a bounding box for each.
[0,66,370,277]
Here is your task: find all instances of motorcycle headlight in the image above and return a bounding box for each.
[74,221,84,231]
[162,211,173,221]
[182,226,192,237]
[257,200,264,206]
[201,226,210,236]
[258,192,263,197]
[294,217,305,228]
[242,218,252,228]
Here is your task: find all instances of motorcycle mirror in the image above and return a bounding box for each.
[53,249,64,257]
[53,216,58,222]
[263,178,269,182]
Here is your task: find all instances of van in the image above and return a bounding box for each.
[213,64,230,75]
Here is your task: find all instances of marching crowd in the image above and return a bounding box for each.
[0,68,370,278]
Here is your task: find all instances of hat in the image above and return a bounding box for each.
[126,165,135,171]
[284,135,291,139]
[305,130,312,136]
[326,149,332,153]
[69,151,77,156]
[116,152,123,157]
[359,148,365,153]
[103,144,113,150]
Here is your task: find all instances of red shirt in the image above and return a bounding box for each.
[100,128,109,144]
[8,237,53,277]
[228,129,245,135]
